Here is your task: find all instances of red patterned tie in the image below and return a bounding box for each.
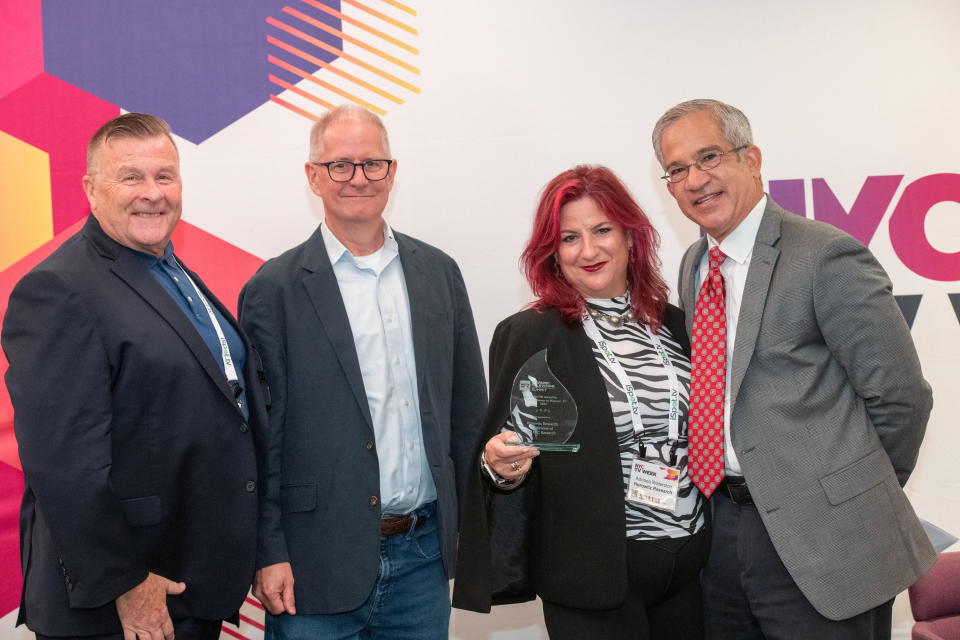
[688,247,727,498]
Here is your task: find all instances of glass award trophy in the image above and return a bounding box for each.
[505,349,580,452]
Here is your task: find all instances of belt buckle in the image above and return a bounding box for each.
[725,479,752,505]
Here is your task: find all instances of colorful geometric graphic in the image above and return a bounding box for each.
[2,0,420,632]
[41,0,338,143]
[0,132,52,272]
[0,0,43,100]
[267,0,420,121]
[0,73,119,236]
[0,463,22,616]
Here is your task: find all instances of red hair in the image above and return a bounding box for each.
[521,165,668,328]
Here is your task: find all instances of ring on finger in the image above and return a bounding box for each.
[510,460,521,472]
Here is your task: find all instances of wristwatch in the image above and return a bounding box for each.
[480,450,526,489]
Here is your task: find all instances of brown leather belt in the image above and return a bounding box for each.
[380,513,427,536]
[716,476,753,506]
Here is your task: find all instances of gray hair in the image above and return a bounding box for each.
[651,99,753,167]
[309,104,391,161]
[87,112,177,174]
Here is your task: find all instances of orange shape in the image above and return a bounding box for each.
[0,131,53,272]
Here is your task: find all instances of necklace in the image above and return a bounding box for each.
[586,306,634,328]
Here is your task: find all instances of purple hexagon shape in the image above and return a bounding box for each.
[42,0,342,143]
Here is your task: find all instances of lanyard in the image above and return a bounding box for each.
[176,261,241,401]
[580,309,680,443]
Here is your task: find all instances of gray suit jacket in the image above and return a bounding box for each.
[238,225,486,614]
[678,197,935,620]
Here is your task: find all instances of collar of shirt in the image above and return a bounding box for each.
[320,220,398,271]
[130,240,177,268]
[698,194,765,476]
[706,194,767,266]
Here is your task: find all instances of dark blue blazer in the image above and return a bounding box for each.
[1,215,267,635]
[238,225,487,614]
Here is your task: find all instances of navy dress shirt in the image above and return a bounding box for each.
[134,243,249,420]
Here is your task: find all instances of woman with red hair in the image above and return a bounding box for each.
[453,165,707,639]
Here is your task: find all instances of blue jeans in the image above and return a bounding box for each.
[266,502,450,640]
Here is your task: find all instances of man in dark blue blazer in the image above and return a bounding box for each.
[1,113,267,640]
[238,105,486,639]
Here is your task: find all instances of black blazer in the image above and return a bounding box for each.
[238,225,487,614]
[1,216,268,635]
[452,304,689,613]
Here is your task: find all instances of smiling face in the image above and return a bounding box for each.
[82,135,182,257]
[306,117,396,236]
[660,109,763,243]
[556,196,632,299]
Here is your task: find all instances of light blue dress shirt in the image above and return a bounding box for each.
[321,222,436,515]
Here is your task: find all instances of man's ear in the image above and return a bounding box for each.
[82,174,97,211]
[745,145,763,176]
[305,162,323,197]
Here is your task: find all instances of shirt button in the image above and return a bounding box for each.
[369,495,379,506]
[239,422,249,433]
[187,296,193,302]
[403,400,409,407]
[365,440,374,451]
[245,481,256,492]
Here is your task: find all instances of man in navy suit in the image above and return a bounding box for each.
[239,105,486,639]
[2,113,267,639]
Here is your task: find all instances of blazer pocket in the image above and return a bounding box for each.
[820,448,892,505]
[120,495,162,527]
[280,483,317,513]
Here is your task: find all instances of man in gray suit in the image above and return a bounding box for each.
[238,104,486,639]
[652,99,935,638]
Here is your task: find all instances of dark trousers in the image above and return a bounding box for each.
[702,492,893,640]
[36,617,223,640]
[542,527,708,640]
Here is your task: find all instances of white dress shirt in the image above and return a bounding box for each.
[694,195,766,476]
[321,222,436,514]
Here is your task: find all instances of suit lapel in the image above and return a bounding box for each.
[729,201,782,411]
[300,227,375,432]
[681,238,708,338]
[395,233,429,395]
[109,249,241,410]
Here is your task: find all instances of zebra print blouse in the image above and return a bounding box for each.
[585,295,706,540]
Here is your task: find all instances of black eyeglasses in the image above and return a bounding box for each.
[661,145,748,184]
[311,159,393,182]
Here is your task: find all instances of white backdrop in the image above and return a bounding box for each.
[4,0,959,637]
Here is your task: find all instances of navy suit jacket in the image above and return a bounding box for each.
[238,224,486,614]
[1,215,267,635]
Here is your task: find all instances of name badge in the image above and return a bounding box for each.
[627,457,681,513]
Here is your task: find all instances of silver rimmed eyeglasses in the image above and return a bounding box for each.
[311,159,394,182]
[661,145,748,183]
